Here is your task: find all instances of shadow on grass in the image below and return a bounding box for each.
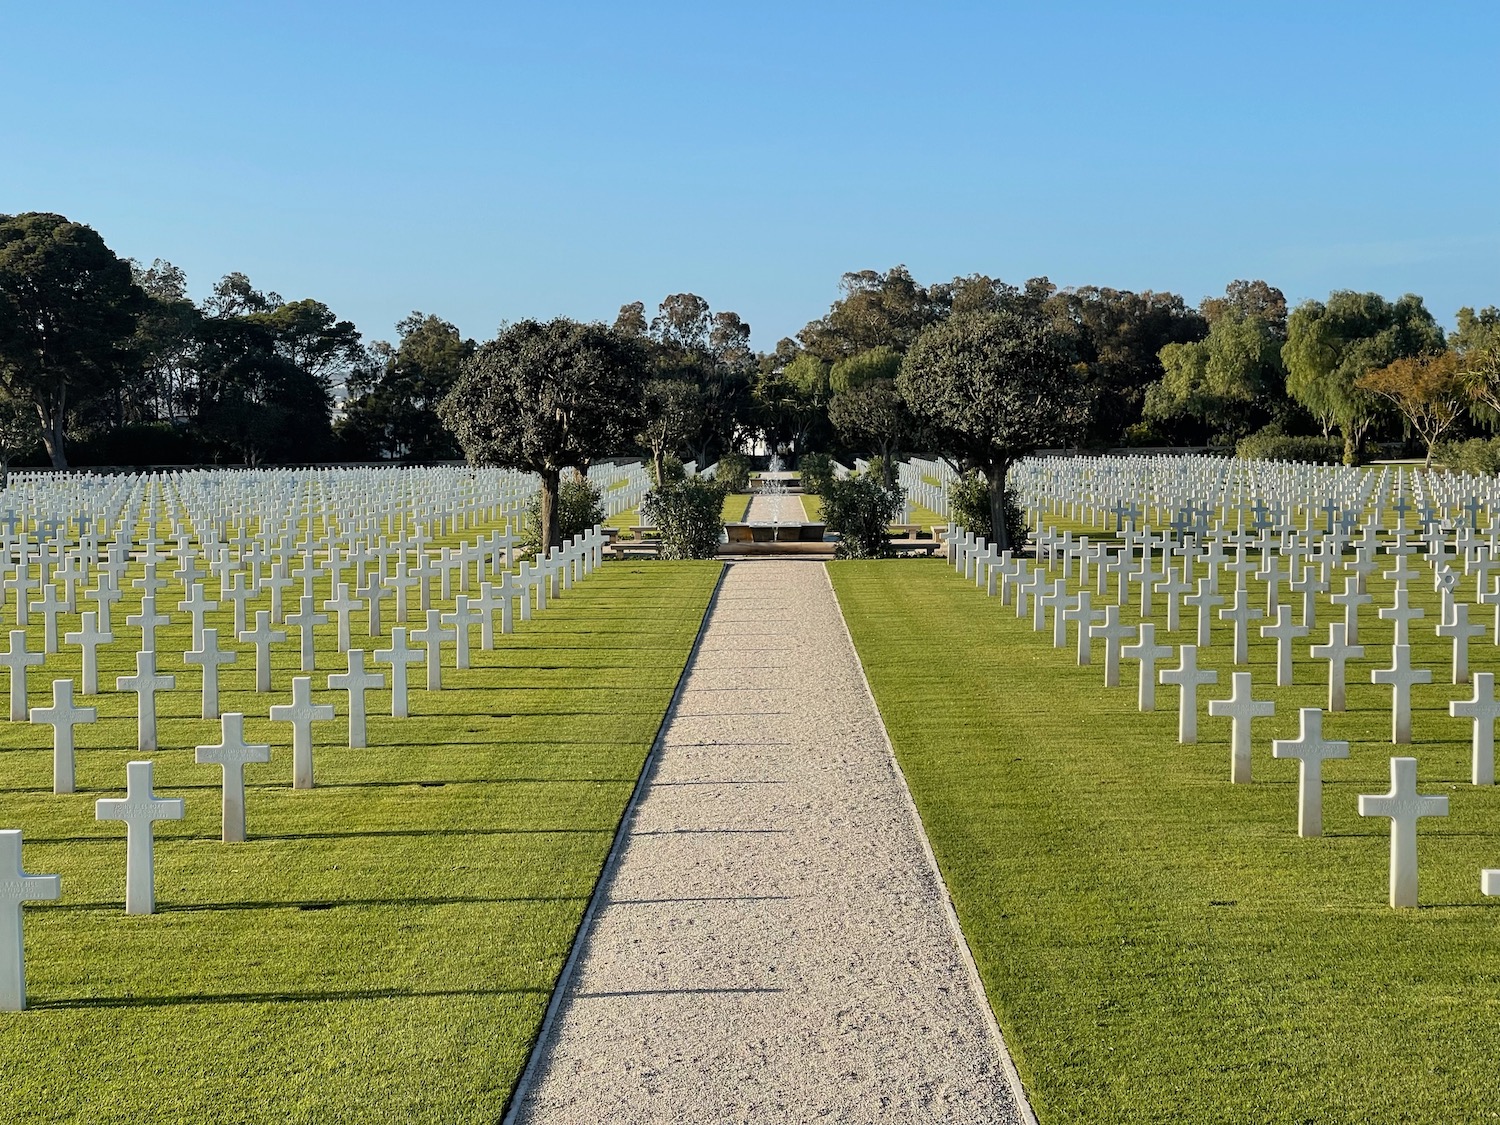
[25,825,612,845]
[31,984,553,1010]
[46,893,588,913]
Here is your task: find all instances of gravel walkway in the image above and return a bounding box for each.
[507,560,1029,1124]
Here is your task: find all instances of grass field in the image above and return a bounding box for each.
[605,492,751,533]
[830,553,1500,1124]
[0,552,721,1124]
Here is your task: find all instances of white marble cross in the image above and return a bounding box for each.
[239,610,287,693]
[1450,671,1500,786]
[61,611,109,699]
[1219,589,1264,665]
[1155,567,1192,632]
[1260,604,1310,688]
[29,679,96,794]
[1309,622,1363,712]
[224,571,255,636]
[1184,578,1223,648]
[412,609,455,691]
[30,583,66,654]
[269,676,335,790]
[1330,577,1371,644]
[1271,708,1350,837]
[85,580,121,633]
[1038,579,1069,644]
[1088,605,1134,689]
[286,595,328,673]
[95,759,184,914]
[0,629,44,721]
[373,627,422,718]
[1063,590,1103,666]
[444,596,483,669]
[194,712,271,842]
[1358,756,1448,908]
[1371,644,1432,744]
[323,583,360,652]
[184,626,237,718]
[1208,671,1275,784]
[1435,602,1484,684]
[177,583,217,650]
[1122,623,1172,711]
[328,649,384,748]
[496,571,518,635]
[0,830,61,1011]
[126,595,170,655]
[115,650,175,752]
[360,573,391,638]
[1159,643,1217,743]
[1378,586,1424,647]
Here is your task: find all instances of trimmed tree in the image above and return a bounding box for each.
[439,318,647,551]
[897,309,1081,550]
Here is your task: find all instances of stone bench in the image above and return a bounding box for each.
[612,541,662,559]
[723,523,828,544]
[889,538,942,556]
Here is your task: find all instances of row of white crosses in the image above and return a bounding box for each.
[949,460,1500,912]
[0,466,612,1010]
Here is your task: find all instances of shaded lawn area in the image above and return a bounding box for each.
[0,559,721,1125]
[830,557,1500,1125]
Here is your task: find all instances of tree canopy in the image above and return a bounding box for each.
[1283,291,1446,463]
[439,318,647,549]
[898,309,1082,549]
[0,212,142,467]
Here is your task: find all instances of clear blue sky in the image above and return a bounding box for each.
[3,1,1496,349]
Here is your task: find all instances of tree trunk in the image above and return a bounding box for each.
[652,448,666,487]
[985,461,1010,552]
[878,439,898,488]
[538,466,562,553]
[1342,430,1358,467]
[35,398,67,470]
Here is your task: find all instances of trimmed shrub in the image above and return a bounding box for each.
[948,470,1029,552]
[1434,437,1500,475]
[715,452,750,492]
[823,475,904,559]
[641,476,728,560]
[799,452,836,496]
[520,474,604,555]
[1236,427,1342,464]
[656,454,686,485]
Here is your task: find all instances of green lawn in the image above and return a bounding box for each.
[721,493,751,522]
[1,554,721,1124]
[830,555,1500,1124]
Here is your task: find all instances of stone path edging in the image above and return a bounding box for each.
[821,563,1039,1124]
[500,562,730,1124]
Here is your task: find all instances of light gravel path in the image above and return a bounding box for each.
[508,560,1029,1125]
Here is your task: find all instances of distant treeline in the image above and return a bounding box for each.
[1,212,1496,475]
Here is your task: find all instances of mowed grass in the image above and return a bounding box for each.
[0,554,721,1125]
[605,492,752,532]
[830,555,1500,1124]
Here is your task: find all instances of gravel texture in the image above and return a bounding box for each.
[508,560,1028,1124]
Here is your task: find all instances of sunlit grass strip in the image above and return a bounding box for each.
[0,559,722,1125]
[831,558,1500,1125]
